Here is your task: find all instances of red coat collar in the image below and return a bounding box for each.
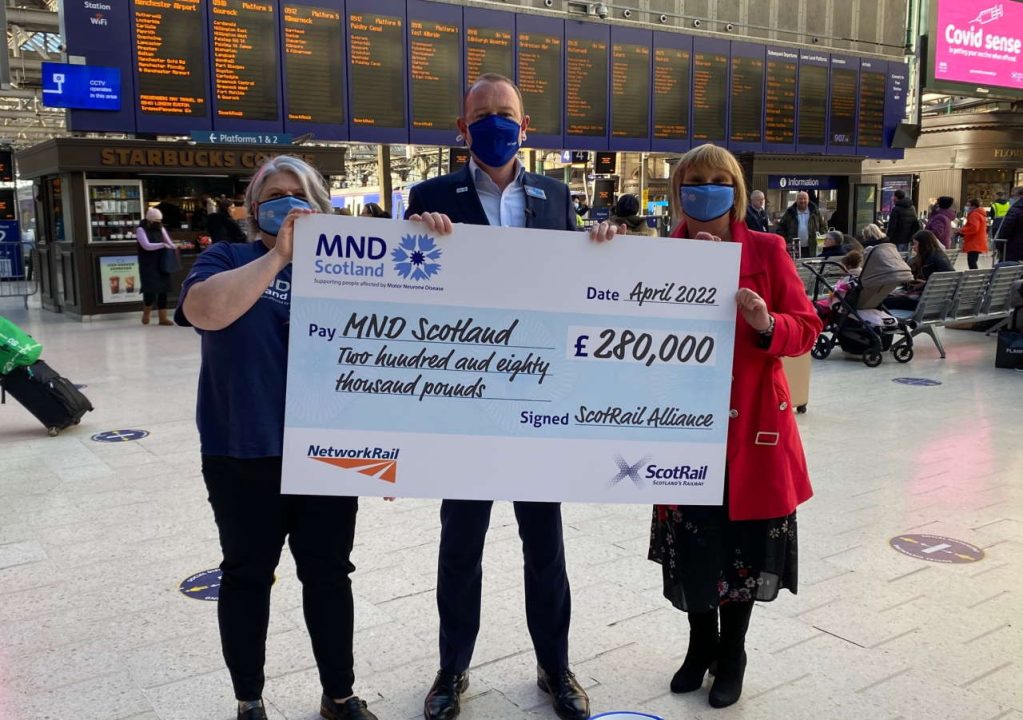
[671,219,765,277]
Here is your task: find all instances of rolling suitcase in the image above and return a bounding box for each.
[781,352,811,414]
[1,359,93,436]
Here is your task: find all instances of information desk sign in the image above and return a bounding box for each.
[282,216,739,504]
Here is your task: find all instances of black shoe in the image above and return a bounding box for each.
[423,671,469,720]
[537,667,590,720]
[671,609,719,693]
[320,694,379,720]
[708,650,747,708]
[238,700,268,720]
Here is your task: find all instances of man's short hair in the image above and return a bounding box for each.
[893,189,906,200]
[463,73,524,115]
[750,190,764,199]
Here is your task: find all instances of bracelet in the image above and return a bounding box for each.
[759,315,776,336]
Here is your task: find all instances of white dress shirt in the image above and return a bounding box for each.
[469,158,527,228]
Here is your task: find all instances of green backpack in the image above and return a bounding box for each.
[0,316,43,375]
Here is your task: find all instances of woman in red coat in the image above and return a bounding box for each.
[648,144,821,709]
[960,198,989,269]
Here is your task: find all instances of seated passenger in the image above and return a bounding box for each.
[884,230,953,311]
[818,231,846,258]
[859,223,889,248]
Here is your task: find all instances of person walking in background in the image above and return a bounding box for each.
[924,197,956,249]
[651,144,820,711]
[885,189,920,252]
[136,207,177,326]
[994,186,1023,264]
[960,198,989,270]
[775,191,826,256]
[360,202,390,219]
[206,197,248,244]
[175,155,378,720]
[611,194,656,236]
[990,190,1012,239]
[745,190,769,232]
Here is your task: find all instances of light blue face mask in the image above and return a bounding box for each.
[256,195,311,236]
[680,184,735,222]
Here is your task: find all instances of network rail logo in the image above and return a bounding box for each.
[308,445,400,483]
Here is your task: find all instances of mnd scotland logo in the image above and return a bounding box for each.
[392,234,442,281]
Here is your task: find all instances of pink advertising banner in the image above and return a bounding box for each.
[933,0,1023,94]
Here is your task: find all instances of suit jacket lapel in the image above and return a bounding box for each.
[451,165,489,226]
[522,173,541,230]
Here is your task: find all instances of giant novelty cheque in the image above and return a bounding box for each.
[282,216,740,504]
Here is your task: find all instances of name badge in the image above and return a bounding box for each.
[456,186,469,194]
[525,186,547,200]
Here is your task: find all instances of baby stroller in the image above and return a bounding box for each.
[807,244,916,367]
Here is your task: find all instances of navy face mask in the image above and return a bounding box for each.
[257,195,311,236]
[680,184,735,223]
[468,115,521,168]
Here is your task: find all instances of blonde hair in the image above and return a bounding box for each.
[669,144,748,225]
[860,223,885,242]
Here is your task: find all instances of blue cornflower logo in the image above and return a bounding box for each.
[392,234,442,281]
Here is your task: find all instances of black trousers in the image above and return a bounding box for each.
[437,499,571,674]
[143,291,168,309]
[967,251,980,270]
[202,455,359,701]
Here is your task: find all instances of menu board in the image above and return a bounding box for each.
[652,39,690,143]
[132,0,207,117]
[465,22,513,85]
[829,58,858,149]
[211,0,279,122]
[410,18,461,130]
[284,4,344,126]
[565,34,608,139]
[797,56,828,147]
[764,48,797,147]
[611,43,651,140]
[692,41,728,142]
[729,45,764,145]
[348,11,406,129]
[856,60,885,148]
[518,26,562,137]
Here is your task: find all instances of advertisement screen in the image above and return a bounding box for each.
[930,0,1023,97]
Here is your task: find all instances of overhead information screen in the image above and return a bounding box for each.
[798,59,828,147]
[692,43,728,142]
[611,44,650,140]
[653,44,690,142]
[857,60,885,148]
[518,30,562,136]
[132,0,207,116]
[284,5,344,126]
[348,13,406,128]
[829,59,857,148]
[764,48,797,147]
[565,36,608,138]
[729,46,764,145]
[410,20,461,129]
[211,0,279,121]
[465,26,513,85]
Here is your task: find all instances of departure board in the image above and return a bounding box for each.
[211,0,279,121]
[653,46,690,141]
[132,0,207,116]
[857,62,885,148]
[611,44,650,139]
[729,49,764,144]
[518,31,562,135]
[829,65,857,147]
[764,49,797,146]
[410,20,460,129]
[349,13,406,128]
[465,26,513,85]
[798,63,828,146]
[0,189,14,221]
[566,37,608,137]
[692,46,728,142]
[284,5,344,125]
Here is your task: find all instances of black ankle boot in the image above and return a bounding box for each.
[708,601,753,708]
[671,608,718,693]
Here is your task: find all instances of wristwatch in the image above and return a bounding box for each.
[756,315,775,348]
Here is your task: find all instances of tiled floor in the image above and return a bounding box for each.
[1,294,1021,720]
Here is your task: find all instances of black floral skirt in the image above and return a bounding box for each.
[648,504,798,612]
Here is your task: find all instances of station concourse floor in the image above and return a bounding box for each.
[1,295,1021,720]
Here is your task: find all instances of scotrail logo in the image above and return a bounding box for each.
[610,454,650,488]
[308,445,399,483]
[392,234,442,281]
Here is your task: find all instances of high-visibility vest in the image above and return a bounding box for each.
[991,199,1012,218]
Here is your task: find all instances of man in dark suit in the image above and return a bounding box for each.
[406,73,604,720]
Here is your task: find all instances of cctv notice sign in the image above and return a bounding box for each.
[282,216,739,504]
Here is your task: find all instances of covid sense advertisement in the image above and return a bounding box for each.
[933,0,1023,95]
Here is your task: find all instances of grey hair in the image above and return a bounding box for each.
[244,155,331,239]
[750,190,765,199]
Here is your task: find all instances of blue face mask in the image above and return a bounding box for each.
[680,184,735,223]
[257,195,311,236]
[468,115,521,168]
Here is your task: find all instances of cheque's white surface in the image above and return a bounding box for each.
[282,215,740,504]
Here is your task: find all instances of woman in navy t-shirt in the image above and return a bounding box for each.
[176,156,378,720]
